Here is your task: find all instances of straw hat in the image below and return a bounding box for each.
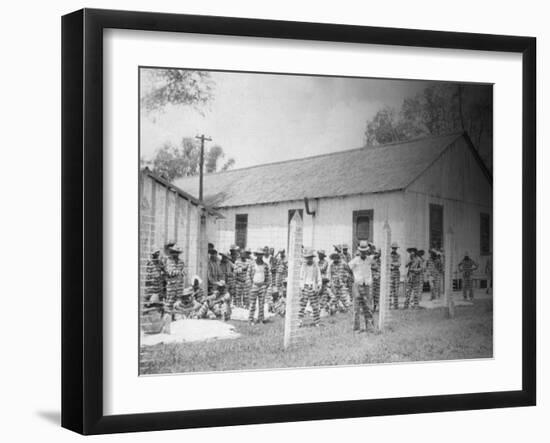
[357,240,370,252]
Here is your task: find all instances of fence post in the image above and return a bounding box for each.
[378,220,391,330]
[444,227,455,318]
[284,211,303,349]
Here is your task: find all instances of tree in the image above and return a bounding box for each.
[205,145,236,173]
[365,106,403,145]
[365,83,493,171]
[140,68,214,115]
[150,138,235,182]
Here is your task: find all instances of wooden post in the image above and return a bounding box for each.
[199,211,208,293]
[444,227,455,318]
[284,211,303,349]
[379,220,391,330]
[184,200,191,285]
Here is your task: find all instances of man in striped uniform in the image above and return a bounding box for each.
[163,243,185,319]
[349,240,375,332]
[219,252,236,304]
[327,252,352,313]
[426,249,443,300]
[404,247,423,309]
[389,242,401,309]
[371,248,381,312]
[144,249,165,306]
[298,248,322,327]
[234,250,251,308]
[317,250,332,315]
[248,248,271,324]
[274,249,288,298]
[197,280,232,321]
[272,277,287,317]
[458,252,478,300]
[173,286,202,319]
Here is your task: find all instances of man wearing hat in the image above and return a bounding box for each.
[219,252,236,303]
[327,252,352,313]
[164,243,185,318]
[229,244,240,263]
[389,242,402,309]
[298,248,322,327]
[247,248,271,324]
[426,249,444,300]
[348,240,375,331]
[404,247,423,309]
[197,280,232,321]
[173,286,202,319]
[458,252,479,300]
[234,248,252,308]
[207,247,223,294]
[341,244,352,263]
[144,249,165,306]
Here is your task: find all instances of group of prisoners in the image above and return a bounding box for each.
[142,239,484,333]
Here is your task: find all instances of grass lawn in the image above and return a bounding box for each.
[140,297,493,375]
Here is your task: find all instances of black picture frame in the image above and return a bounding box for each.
[61,8,536,435]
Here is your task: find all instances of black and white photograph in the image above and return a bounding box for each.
[138,68,493,375]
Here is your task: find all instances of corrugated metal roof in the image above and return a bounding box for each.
[173,133,464,208]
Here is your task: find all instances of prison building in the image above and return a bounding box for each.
[139,168,219,291]
[173,132,493,276]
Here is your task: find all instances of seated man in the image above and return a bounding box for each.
[271,277,287,317]
[197,280,232,321]
[172,286,202,320]
[191,275,205,304]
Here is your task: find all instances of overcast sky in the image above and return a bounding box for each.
[140,70,432,169]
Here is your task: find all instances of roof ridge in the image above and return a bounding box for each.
[173,131,463,185]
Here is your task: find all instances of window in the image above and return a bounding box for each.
[480,213,490,255]
[429,204,444,249]
[288,209,304,249]
[352,210,373,252]
[235,214,248,249]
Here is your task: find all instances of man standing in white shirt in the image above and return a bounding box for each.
[298,248,322,327]
[348,240,375,332]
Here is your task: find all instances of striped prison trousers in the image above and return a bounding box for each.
[332,284,351,312]
[430,273,442,300]
[404,273,422,309]
[298,285,320,325]
[372,274,380,311]
[390,268,400,309]
[248,283,266,323]
[236,279,249,308]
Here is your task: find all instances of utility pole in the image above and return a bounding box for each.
[195,134,212,202]
[195,134,211,294]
